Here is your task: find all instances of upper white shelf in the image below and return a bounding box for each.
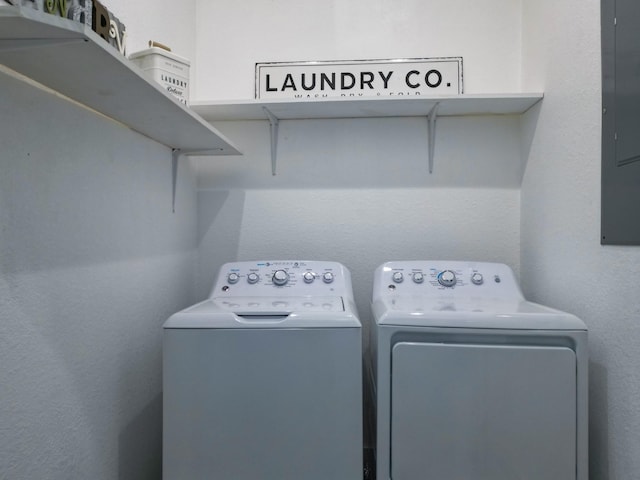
[191,94,543,122]
[0,5,240,155]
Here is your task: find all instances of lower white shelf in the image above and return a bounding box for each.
[191,93,543,175]
[191,94,543,121]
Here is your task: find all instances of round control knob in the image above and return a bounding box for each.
[471,273,483,285]
[437,270,457,287]
[303,271,315,284]
[247,272,260,284]
[272,270,289,286]
[392,272,404,283]
[227,273,240,284]
[322,272,334,284]
[413,272,424,284]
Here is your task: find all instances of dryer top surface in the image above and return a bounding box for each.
[372,261,586,330]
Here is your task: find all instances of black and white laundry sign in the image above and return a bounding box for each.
[255,57,463,99]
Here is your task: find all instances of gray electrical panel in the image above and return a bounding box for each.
[602,0,640,244]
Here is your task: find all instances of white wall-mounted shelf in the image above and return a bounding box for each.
[192,94,543,121]
[192,94,543,174]
[0,5,241,156]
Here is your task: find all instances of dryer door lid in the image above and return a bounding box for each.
[390,342,577,480]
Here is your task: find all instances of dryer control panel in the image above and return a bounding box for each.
[212,260,352,298]
[373,261,523,299]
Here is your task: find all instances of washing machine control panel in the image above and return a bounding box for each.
[213,260,351,297]
[374,261,522,299]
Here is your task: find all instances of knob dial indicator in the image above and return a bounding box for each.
[471,273,484,285]
[322,272,334,284]
[413,272,424,284]
[392,272,404,283]
[247,272,260,284]
[272,270,289,286]
[437,270,457,287]
[303,272,316,284]
[227,273,240,284]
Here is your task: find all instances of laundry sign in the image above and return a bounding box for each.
[255,57,463,99]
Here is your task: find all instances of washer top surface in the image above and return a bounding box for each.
[373,261,586,330]
[165,260,360,329]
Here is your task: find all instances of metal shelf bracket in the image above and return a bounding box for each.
[262,102,439,175]
[172,148,181,213]
[263,106,279,175]
[427,102,440,174]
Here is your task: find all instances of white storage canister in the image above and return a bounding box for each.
[129,46,190,106]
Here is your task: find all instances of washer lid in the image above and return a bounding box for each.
[373,297,586,330]
[164,298,361,329]
[212,295,345,314]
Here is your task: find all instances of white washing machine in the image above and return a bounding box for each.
[163,260,362,480]
[371,261,588,480]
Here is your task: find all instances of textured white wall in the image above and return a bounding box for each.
[107,0,197,61]
[197,183,521,308]
[521,0,640,478]
[0,2,199,477]
[0,46,197,480]
[196,116,524,306]
[193,0,523,99]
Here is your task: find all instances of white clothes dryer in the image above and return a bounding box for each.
[163,260,362,480]
[371,261,588,480]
